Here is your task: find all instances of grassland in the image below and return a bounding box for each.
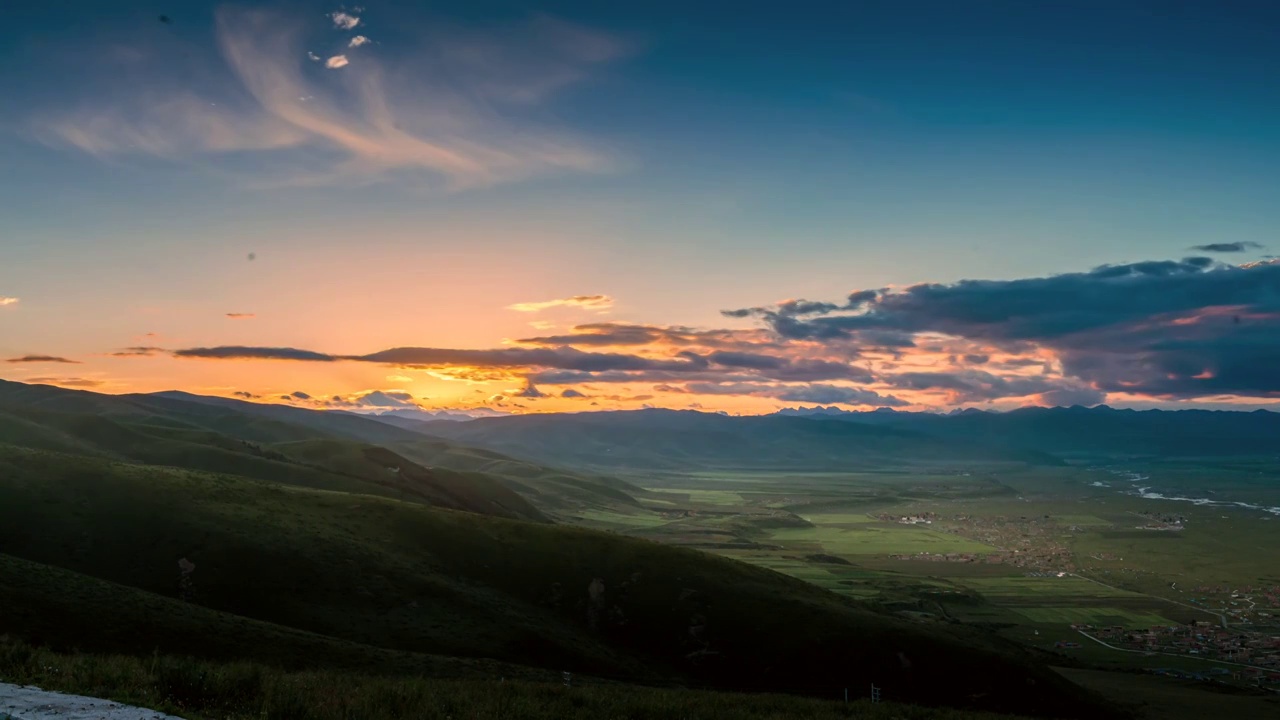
[1011,608,1172,628]
[0,444,1108,718]
[1056,667,1280,720]
[0,638,1035,720]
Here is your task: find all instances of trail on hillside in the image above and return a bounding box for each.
[0,682,183,719]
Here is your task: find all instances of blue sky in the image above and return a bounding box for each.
[1,0,1277,411]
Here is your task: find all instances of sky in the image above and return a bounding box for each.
[2,0,1279,415]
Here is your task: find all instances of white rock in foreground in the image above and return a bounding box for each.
[0,682,184,719]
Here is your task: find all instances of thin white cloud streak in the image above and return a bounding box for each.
[0,297,18,306]
[33,8,626,190]
[507,294,614,312]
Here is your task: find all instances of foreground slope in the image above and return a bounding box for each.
[0,639,1038,720]
[0,445,1106,718]
[414,409,1063,473]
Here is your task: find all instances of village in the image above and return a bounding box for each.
[1074,622,1280,690]
[887,512,1077,570]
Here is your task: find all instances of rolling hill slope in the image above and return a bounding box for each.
[0,380,641,516]
[0,444,1108,718]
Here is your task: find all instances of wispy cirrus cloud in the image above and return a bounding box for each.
[6,355,80,364]
[32,7,628,190]
[507,294,614,313]
[225,312,256,319]
[0,297,18,306]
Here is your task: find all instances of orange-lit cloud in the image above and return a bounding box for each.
[507,294,614,313]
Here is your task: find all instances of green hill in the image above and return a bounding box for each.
[0,380,640,517]
[0,444,1107,718]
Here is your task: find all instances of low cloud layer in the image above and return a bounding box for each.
[129,256,1280,409]
[6,355,80,364]
[27,377,103,387]
[724,257,1280,401]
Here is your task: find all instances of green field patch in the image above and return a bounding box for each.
[657,488,745,506]
[575,509,671,529]
[768,524,993,557]
[957,576,1145,599]
[1012,607,1172,628]
[795,512,878,525]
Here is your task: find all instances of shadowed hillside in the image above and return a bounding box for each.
[0,444,1110,718]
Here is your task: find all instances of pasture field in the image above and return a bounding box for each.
[954,577,1145,599]
[1011,607,1172,628]
[769,524,994,556]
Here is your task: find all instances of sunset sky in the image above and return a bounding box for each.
[2,1,1278,414]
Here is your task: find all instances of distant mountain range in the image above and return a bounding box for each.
[397,403,1280,472]
[413,408,1062,472]
[768,404,1280,460]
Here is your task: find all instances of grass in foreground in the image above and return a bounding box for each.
[0,639,1032,720]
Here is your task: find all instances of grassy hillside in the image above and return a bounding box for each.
[414,409,1064,473]
[0,404,546,521]
[0,445,1109,718]
[0,380,637,517]
[0,639,1035,720]
[0,552,555,681]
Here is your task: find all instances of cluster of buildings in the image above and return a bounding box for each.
[1078,623,1280,689]
[875,511,938,525]
[1180,584,1280,623]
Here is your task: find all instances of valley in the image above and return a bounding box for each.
[561,461,1280,700]
[1,381,1279,719]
